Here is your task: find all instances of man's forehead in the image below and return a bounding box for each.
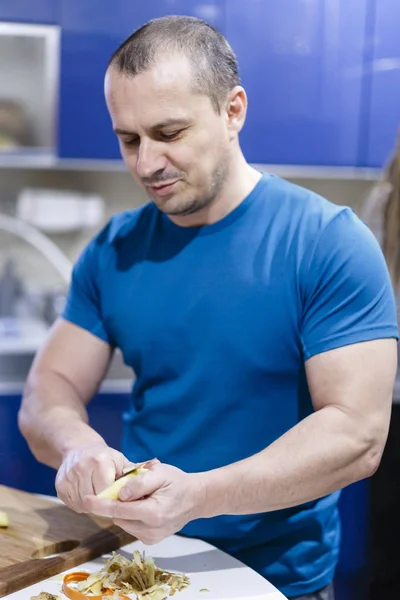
[105,64,212,131]
[146,54,193,87]
[106,54,193,95]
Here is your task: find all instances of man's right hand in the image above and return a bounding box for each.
[56,444,134,513]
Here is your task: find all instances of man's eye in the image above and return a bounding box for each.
[121,138,139,146]
[160,130,182,141]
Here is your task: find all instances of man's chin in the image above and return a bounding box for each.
[154,196,202,217]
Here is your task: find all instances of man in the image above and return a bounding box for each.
[18,15,398,600]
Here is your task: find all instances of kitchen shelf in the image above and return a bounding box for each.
[0,377,132,395]
[0,336,46,355]
[0,155,383,180]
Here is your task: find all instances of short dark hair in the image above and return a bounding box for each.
[108,15,240,113]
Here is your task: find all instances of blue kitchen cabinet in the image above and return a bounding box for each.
[363,0,400,168]
[226,0,367,167]
[0,0,59,24]
[335,481,371,600]
[58,0,224,160]
[0,392,130,496]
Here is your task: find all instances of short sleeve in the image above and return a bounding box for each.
[62,233,112,345]
[301,208,399,361]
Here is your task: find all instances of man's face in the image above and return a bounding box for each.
[105,55,232,217]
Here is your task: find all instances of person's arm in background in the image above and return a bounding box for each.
[361,138,400,288]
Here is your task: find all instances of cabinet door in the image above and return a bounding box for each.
[0,394,57,496]
[226,0,367,167]
[364,0,400,168]
[0,0,58,24]
[59,0,224,160]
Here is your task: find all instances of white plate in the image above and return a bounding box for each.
[4,535,287,600]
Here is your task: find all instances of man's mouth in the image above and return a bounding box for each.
[149,181,180,196]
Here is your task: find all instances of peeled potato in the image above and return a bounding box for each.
[0,510,9,528]
[97,466,148,500]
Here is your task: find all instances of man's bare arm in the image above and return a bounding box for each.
[18,318,113,470]
[196,338,397,516]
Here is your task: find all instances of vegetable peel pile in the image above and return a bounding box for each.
[74,550,190,600]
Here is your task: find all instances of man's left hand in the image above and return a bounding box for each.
[84,462,205,545]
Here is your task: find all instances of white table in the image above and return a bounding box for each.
[4,534,287,600]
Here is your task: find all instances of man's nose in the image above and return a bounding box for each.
[136,139,168,179]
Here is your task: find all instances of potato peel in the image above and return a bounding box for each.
[75,550,190,599]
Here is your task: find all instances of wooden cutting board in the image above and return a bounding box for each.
[0,485,135,598]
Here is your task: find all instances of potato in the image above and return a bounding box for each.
[0,510,9,527]
[97,466,148,500]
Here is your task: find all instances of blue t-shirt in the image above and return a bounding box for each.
[63,174,398,597]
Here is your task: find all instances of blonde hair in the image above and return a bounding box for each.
[381,135,400,288]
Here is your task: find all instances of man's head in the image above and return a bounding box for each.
[105,15,247,219]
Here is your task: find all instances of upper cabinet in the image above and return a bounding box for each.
[0,22,59,159]
[0,0,59,25]
[226,0,368,167]
[364,0,400,168]
[58,0,224,160]
[3,0,398,169]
